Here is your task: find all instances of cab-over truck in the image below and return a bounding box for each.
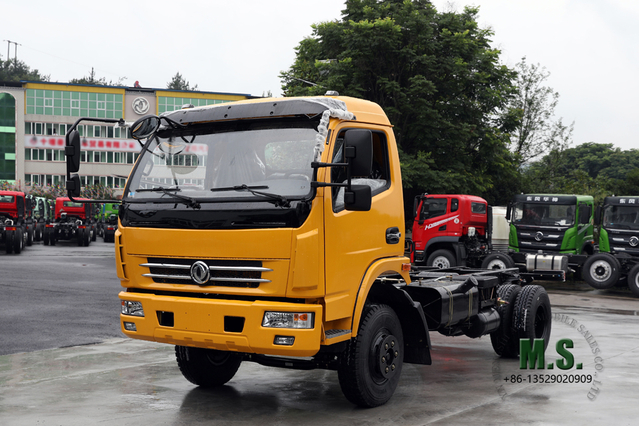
[582,196,639,296]
[64,95,551,407]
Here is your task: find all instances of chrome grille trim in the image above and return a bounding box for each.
[140,260,272,286]
[142,273,269,283]
[140,262,272,273]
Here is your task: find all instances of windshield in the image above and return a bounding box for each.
[124,127,318,205]
[512,202,575,226]
[603,205,639,230]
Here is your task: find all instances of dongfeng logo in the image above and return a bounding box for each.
[132,97,150,115]
[535,231,544,242]
[630,236,639,247]
[190,261,211,284]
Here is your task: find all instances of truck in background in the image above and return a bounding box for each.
[63,95,552,407]
[0,190,32,254]
[582,196,639,296]
[411,194,508,267]
[43,197,96,246]
[97,203,119,242]
[410,193,595,281]
[29,196,54,241]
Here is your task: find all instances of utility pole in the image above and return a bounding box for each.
[3,40,21,64]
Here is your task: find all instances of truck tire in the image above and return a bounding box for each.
[490,284,522,358]
[84,228,91,246]
[175,346,242,387]
[78,229,85,246]
[43,228,50,246]
[27,227,33,246]
[512,285,552,354]
[626,264,639,297]
[5,230,14,254]
[426,249,456,269]
[582,253,621,289]
[338,304,403,408]
[481,252,515,270]
[14,228,23,254]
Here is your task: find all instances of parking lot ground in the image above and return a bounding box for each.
[1,292,638,425]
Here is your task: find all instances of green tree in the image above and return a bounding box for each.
[167,72,198,91]
[281,0,519,205]
[0,56,49,82]
[507,58,573,165]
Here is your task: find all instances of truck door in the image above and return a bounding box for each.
[323,126,400,323]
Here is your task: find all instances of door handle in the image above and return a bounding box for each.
[386,227,401,244]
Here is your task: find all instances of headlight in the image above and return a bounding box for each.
[121,300,144,317]
[262,312,313,329]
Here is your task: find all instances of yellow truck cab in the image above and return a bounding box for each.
[64,94,551,407]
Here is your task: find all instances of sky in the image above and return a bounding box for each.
[2,0,638,151]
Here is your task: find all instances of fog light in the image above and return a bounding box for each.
[121,300,144,317]
[262,312,314,329]
[123,321,137,331]
[274,335,295,346]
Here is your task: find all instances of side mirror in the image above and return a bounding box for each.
[131,115,161,140]
[343,129,373,177]
[413,195,420,220]
[67,174,81,198]
[344,184,372,212]
[506,203,512,221]
[594,205,602,225]
[579,204,591,225]
[65,130,81,173]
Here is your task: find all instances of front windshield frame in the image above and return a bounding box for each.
[512,202,576,227]
[123,117,321,207]
[603,205,639,230]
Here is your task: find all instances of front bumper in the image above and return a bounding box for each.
[119,291,323,357]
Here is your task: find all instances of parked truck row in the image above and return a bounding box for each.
[409,192,639,296]
[0,191,118,252]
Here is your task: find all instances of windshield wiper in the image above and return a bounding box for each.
[136,186,201,209]
[210,184,290,208]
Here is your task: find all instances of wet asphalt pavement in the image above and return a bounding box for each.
[1,243,638,425]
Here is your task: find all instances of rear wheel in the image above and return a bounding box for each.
[43,228,50,246]
[512,285,552,354]
[582,253,620,289]
[175,346,243,387]
[84,228,91,246]
[338,304,404,408]
[426,249,456,269]
[626,264,639,297]
[77,229,84,246]
[490,284,522,358]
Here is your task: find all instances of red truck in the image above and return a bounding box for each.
[43,197,96,246]
[0,190,35,254]
[410,194,509,268]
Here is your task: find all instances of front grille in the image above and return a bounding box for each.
[141,257,271,288]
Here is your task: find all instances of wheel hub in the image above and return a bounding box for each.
[591,261,611,281]
[432,257,450,268]
[374,334,400,379]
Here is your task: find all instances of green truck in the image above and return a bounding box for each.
[503,194,595,277]
[97,203,119,242]
[581,196,639,296]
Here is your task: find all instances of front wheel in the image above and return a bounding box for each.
[338,304,404,408]
[582,253,620,289]
[626,264,639,297]
[481,252,515,270]
[512,285,552,354]
[426,249,456,269]
[175,346,243,387]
